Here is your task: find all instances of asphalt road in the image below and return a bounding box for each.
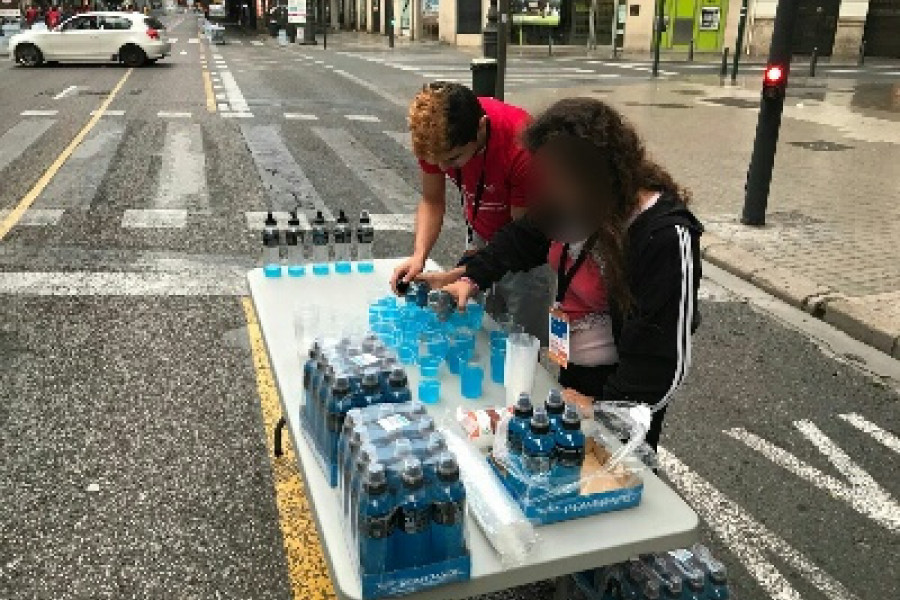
[0,15,898,600]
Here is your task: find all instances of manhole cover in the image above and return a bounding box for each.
[623,101,692,109]
[704,97,759,109]
[788,140,853,152]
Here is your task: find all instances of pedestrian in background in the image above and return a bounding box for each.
[25,5,38,26]
[392,82,553,345]
[438,98,703,450]
[46,5,61,28]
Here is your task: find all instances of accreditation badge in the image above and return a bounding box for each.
[548,305,571,368]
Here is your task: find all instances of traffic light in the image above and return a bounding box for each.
[762,64,787,99]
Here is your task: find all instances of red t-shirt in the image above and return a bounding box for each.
[546,241,609,321]
[418,97,532,241]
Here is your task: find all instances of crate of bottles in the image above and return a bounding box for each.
[338,402,471,599]
[488,392,644,525]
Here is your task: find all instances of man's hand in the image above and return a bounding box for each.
[562,388,595,417]
[441,278,479,311]
[417,267,465,291]
[390,255,426,295]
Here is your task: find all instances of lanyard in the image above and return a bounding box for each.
[555,234,598,304]
[455,119,491,236]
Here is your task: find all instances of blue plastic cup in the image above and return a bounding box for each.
[398,344,418,365]
[465,302,485,330]
[451,328,476,355]
[418,379,441,404]
[490,330,508,347]
[490,347,506,384]
[446,346,472,375]
[378,296,398,308]
[425,333,449,361]
[461,363,484,399]
[419,355,441,378]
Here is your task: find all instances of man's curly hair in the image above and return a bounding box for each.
[408,82,485,162]
[523,98,691,310]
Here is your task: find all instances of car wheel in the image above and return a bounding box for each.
[119,45,146,67]
[15,44,43,67]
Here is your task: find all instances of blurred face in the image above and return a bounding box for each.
[531,145,615,243]
[434,139,481,171]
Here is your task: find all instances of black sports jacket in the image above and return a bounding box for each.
[462,192,703,410]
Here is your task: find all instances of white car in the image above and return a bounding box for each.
[9,11,171,67]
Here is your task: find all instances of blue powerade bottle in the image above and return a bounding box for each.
[315,366,336,452]
[393,458,431,572]
[553,405,585,496]
[431,453,466,564]
[421,432,448,484]
[302,344,320,424]
[523,408,555,500]
[349,443,378,539]
[545,389,565,432]
[325,376,354,466]
[507,393,534,455]
[384,368,412,404]
[359,370,382,408]
[358,462,395,576]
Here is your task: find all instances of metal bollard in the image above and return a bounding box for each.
[809,47,818,77]
[688,40,694,62]
[720,47,729,78]
[548,32,553,56]
[858,39,865,66]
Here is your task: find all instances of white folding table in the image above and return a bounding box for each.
[247,259,699,600]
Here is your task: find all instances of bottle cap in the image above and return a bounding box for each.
[362,369,380,389]
[426,432,447,454]
[359,210,371,224]
[436,452,460,482]
[264,211,277,227]
[288,210,300,227]
[333,376,351,393]
[561,404,581,430]
[546,389,565,414]
[363,462,388,494]
[530,408,551,434]
[312,210,325,226]
[514,393,534,418]
[388,367,408,387]
[401,457,424,488]
[392,437,413,458]
[395,280,410,295]
[337,209,349,224]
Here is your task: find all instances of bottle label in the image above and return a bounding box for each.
[432,500,463,526]
[312,230,328,245]
[327,412,346,433]
[263,229,279,247]
[524,453,552,474]
[350,353,380,368]
[377,414,411,434]
[556,445,585,468]
[285,230,298,246]
[360,512,395,539]
[398,505,431,534]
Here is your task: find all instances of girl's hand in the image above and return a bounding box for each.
[562,388,595,416]
[442,278,479,310]
[416,267,465,290]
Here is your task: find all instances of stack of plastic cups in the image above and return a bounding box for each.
[504,332,541,407]
[446,328,476,375]
[417,355,441,404]
[489,331,507,385]
[465,301,486,331]
[461,359,484,399]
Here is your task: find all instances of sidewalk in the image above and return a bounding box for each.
[508,77,900,359]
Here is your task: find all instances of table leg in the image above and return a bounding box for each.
[553,574,576,600]
[274,415,287,457]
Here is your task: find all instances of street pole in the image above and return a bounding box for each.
[741,0,799,226]
[387,0,393,47]
[651,0,664,77]
[495,0,508,100]
[302,0,316,43]
[731,0,747,83]
[610,0,619,58]
[483,0,498,58]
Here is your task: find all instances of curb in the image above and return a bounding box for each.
[700,233,900,360]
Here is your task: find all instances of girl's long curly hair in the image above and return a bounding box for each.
[522,98,690,311]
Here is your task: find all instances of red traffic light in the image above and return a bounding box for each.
[764,65,785,84]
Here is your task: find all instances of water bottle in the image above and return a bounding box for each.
[307,356,329,441]
[507,392,534,455]
[545,389,565,432]
[664,551,704,600]
[646,555,682,599]
[356,210,375,273]
[640,579,662,600]
[619,560,643,600]
[334,209,352,273]
[315,366,335,452]
[285,211,306,277]
[378,357,400,395]
[311,210,330,274]
[358,462,394,576]
[523,408,555,499]
[553,404,585,496]
[421,432,448,484]
[261,211,282,277]
[356,369,381,409]
[302,345,320,424]
[385,437,414,492]
[431,453,466,564]
[349,443,377,531]
[690,545,729,599]
[326,376,354,466]
[384,368,411,404]
[393,457,431,571]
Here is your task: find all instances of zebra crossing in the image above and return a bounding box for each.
[0,111,420,236]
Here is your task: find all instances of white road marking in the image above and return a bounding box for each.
[345,114,381,122]
[157,111,192,118]
[221,112,254,119]
[90,109,125,116]
[21,110,58,117]
[188,37,199,43]
[180,50,187,55]
[0,270,248,295]
[0,119,55,174]
[217,102,229,111]
[213,84,223,89]
[251,40,263,46]
[284,113,319,120]
[332,69,405,107]
[121,209,188,229]
[659,446,861,600]
[154,122,207,209]
[838,413,900,454]
[383,130,410,151]
[0,208,64,226]
[219,70,249,113]
[53,85,78,100]
[215,93,226,100]
[368,213,415,232]
[827,68,860,74]
[168,37,178,43]
[726,423,900,532]
[311,126,417,214]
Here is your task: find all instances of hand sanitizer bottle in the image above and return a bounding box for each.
[261,211,282,278]
[356,210,375,273]
[334,210,353,274]
[311,211,330,275]
[285,211,306,277]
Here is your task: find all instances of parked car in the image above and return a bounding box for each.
[8,11,170,67]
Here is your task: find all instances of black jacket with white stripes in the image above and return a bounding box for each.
[461,191,703,410]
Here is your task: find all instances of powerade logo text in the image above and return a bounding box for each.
[373,568,466,593]
[553,490,641,516]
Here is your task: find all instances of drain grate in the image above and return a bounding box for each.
[703,97,759,109]
[788,140,854,152]
[623,101,692,109]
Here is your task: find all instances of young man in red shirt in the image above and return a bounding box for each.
[391,82,550,343]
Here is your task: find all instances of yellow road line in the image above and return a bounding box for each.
[241,297,336,600]
[0,68,133,242]
[202,69,216,113]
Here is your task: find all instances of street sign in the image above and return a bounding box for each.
[287,0,306,23]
